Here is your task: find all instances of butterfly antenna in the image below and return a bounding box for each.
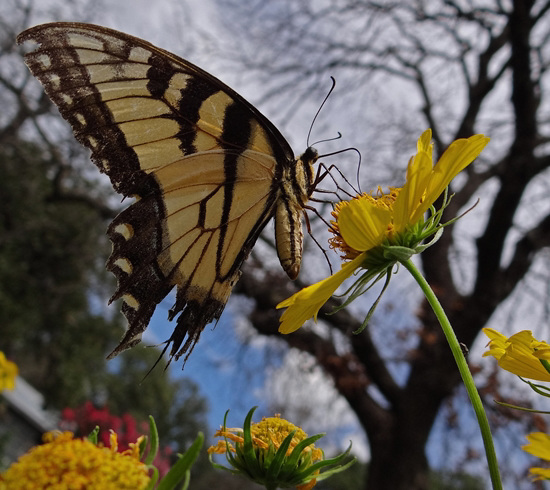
[307,76,337,148]
[306,77,364,193]
[311,132,344,147]
[356,149,363,194]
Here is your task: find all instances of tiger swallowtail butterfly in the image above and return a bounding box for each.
[17,22,319,363]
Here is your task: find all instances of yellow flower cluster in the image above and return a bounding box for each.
[0,351,17,391]
[0,431,150,490]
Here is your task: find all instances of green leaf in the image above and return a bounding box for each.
[144,467,159,490]
[156,432,204,490]
[144,415,159,465]
[87,426,99,445]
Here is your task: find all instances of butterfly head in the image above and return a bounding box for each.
[298,146,319,197]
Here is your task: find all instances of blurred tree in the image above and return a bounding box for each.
[0,0,209,467]
[103,347,209,450]
[0,131,120,407]
[211,1,550,489]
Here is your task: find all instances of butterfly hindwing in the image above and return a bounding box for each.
[18,22,317,362]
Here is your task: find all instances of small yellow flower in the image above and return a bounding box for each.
[522,432,550,480]
[0,431,150,490]
[0,352,17,391]
[209,408,354,489]
[482,328,550,381]
[278,129,490,334]
[210,415,322,461]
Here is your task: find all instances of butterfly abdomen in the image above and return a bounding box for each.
[275,148,318,280]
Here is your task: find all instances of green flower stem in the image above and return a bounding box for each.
[402,259,502,490]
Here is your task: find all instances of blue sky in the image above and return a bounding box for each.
[146,303,272,434]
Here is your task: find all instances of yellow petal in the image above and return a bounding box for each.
[533,342,550,360]
[109,430,118,452]
[528,467,550,481]
[416,128,433,155]
[500,332,550,381]
[482,327,508,350]
[523,432,550,461]
[338,198,392,252]
[410,134,490,224]
[394,150,433,232]
[483,346,505,361]
[498,355,550,381]
[277,253,366,334]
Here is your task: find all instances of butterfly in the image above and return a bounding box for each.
[17,22,319,363]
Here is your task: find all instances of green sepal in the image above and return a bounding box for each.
[495,400,550,414]
[209,408,357,489]
[216,410,248,474]
[333,264,391,312]
[285,433,325,469]
[262,429,295,482]
[353,267,393,334]
[289,441,356,485]
[540,358,550,374]
[277,433,325,482]
[241,407,264,480]
[383,245,416,262]
[520,376,550,398]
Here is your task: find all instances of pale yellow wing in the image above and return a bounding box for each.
[18,22,306,362]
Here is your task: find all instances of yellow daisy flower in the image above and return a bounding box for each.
[209,408,354,489]
[0,431,150,490]
[522,432,550,480]
[482,328,550,381]
[0,352,17,391]
[277,129,490,334]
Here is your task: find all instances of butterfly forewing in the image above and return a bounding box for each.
[18,22,316,363]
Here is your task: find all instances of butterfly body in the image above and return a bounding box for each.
[17,22,318,362]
